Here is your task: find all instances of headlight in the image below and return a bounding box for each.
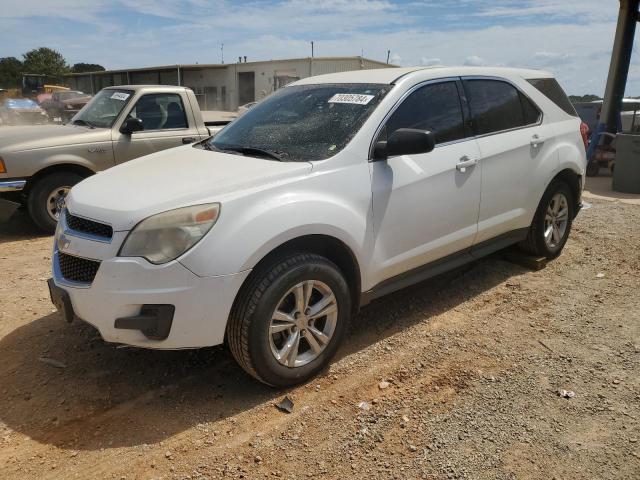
[119,203,220,264]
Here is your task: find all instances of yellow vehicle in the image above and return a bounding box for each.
[44,85,70,94]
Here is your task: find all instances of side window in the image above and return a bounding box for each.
[520,92,542,125]
[385,81,465,145]
[128,93,188,131]
[527,78,577,117]
[464,79,540,135]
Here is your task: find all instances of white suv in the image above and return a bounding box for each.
[49,67,587,386]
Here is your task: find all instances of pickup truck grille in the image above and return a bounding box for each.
[66,212,113,240]
[58,252,101,284]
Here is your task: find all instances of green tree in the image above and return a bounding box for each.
[71,63,106,73]
[0,57,23,89]
[569,94,602,103]
[22,47,69,76]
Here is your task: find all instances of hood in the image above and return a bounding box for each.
[67,145,313,231]
[0,125,110,154]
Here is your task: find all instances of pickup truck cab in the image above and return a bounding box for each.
[49,67,586,386]
[0,85,225,232]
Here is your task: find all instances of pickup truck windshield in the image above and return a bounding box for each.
[71,89,133,128]
[210,84,390,161]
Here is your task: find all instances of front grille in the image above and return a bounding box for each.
[66,212,113,239]
[58,252,101,284]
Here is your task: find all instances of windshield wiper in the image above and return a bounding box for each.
[217,144,287,161]
[72,119,95,129]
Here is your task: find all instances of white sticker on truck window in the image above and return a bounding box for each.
[110,92,130,101]
[328,93,374,105]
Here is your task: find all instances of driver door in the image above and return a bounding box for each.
[113,92,201,164]
[369,79,482,285]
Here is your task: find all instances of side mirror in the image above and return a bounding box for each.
[373,128,436,160]
[120,117,144,135]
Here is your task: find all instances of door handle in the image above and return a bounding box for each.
[456,155,478,172]
[530,134,545,147]
[182,137,197,144]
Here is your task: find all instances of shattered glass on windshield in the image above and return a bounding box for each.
[211,83,390,162]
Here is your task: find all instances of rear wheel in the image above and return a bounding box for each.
[227,252,351,387]
[520,180,574,259]
[27,172,83,234]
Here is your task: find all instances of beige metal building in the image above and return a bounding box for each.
[64,56,396,112]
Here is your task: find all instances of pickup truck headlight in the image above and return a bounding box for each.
[119,203,220,264]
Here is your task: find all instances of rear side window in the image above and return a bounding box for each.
[464,79,541,135]
[527,78,577,117]
[521,93,542,125]
[386,81,466,145]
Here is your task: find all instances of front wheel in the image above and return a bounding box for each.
[227,252,351,387]
[27,172,83,234]
[520,180,574,259]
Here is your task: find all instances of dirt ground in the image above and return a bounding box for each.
[0,180,638,479]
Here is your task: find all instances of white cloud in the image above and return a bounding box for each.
[420,57,442,66]
[389,53,403,65]
[463,55,485,66]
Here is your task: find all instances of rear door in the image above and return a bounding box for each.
[369,79,482,284]
[113,92,202,164]
[463,78,555,244]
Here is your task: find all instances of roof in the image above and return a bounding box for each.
[293,66,554,85]
[64,56,396,77]
[103,84,189,92]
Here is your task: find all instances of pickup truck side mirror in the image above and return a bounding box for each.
[373,128,436,160]
[120,117,144,135]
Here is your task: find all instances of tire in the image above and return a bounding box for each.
[586,160,599,177]
[27,172,83,234]
[520,180,574,259]
[227,252,352,387]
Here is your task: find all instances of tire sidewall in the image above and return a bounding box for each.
[247,259,351,387]
[534,181,574,258]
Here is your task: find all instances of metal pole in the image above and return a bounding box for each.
[221,43,224,64]
[587,0,639,161]
[386,50,391,64]
[311,41,314,58]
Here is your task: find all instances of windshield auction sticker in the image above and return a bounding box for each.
[328,93,375,105]
[110,92,130,101]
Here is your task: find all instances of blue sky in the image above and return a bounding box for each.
[1,0,639,95]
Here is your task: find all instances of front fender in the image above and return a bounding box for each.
[4,147,113,179]
[180,189,372,285]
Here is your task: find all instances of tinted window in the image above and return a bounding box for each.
[464,79,541,135]
[386,81,465,144]
[528,78,577,117]
[129,93,188,130]
[520,92,542,125]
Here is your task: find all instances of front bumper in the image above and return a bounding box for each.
[0,179,26,192]
[50,212,250,349]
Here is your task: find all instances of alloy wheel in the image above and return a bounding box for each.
[268,280,338,368]
[544,192,569,249]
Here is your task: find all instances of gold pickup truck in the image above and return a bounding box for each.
[0,85,230,232]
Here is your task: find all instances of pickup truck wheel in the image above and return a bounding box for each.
[520,180,574,259]
[27,172,83,233]
[227,252,351,387]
